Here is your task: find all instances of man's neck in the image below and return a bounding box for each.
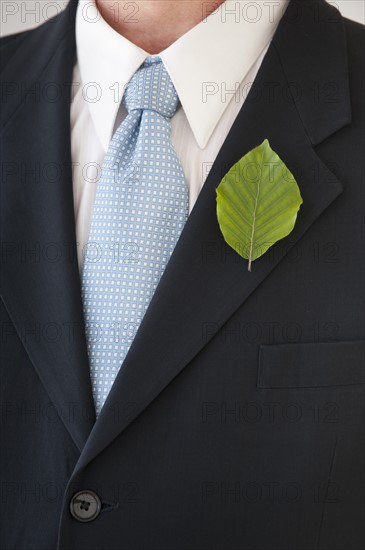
[95,0,225,54]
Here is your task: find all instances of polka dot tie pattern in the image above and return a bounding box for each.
[81,57,189,416]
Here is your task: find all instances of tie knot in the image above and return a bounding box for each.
[123,57,180,118]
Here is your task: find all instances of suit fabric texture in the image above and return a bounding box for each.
[1,0,364,549]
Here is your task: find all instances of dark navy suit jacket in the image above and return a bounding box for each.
[1,0,364,548]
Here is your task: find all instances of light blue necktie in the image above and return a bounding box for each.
[81,57,189,416]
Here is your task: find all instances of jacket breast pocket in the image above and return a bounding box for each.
[257,340,365,388]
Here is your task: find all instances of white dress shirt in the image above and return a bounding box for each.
[71,0,289,272]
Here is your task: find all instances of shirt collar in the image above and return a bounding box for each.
[76,0,289,151]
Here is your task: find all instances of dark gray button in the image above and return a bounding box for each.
[70,490,101,522]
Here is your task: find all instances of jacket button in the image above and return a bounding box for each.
[70,490,101,522]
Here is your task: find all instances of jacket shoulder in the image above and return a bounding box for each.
[0,30,30,74]
[0,9,72,76]
[343,17,365,59]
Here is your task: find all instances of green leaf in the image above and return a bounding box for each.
[216,139,303,271]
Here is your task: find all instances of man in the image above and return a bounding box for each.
[1,0,364,549]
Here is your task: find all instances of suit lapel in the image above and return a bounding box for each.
[0,1,94,450]
[74,0,351,470]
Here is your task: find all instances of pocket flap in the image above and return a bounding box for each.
[257,340,365,388]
